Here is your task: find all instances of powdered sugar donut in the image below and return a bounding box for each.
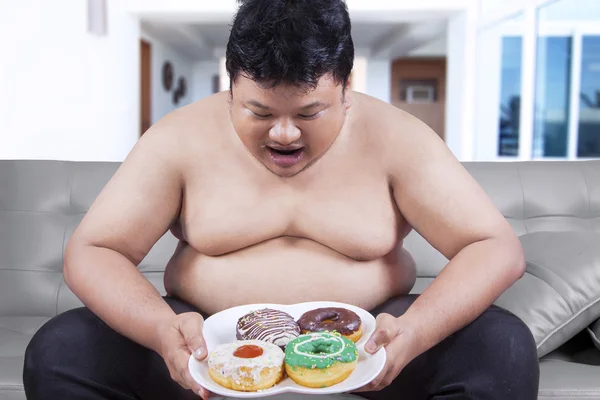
[207,340,285,392]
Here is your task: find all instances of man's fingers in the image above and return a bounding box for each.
[180,313,208,360]
[352,361,388,393]
[353,375,383,392]
[199,387,211,399]
[353,318,409,393]
[189,334,207,360]
[365,313,399,354]
[179,353,213,398]
[201,387,216,399]
[199,387,209,399]
[174,348,199,392]
[354,346,396,393]
[183,369,213,399]
[182,369,207,398]
[362,335,408,392]
[378,336,406,388]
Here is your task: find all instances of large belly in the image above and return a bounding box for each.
[163,237,416,315]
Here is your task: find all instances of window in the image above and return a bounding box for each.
[533,0,600,159]
[578,36,600,157]
[474,12,525,160]
[498,36,523,156]
[474,0,600,161]
[532,36,572,158]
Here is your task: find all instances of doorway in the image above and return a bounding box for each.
[140,39,152,136]
[391,58,447,140]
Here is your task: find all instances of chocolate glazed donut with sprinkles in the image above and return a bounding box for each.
[236,308,301,349]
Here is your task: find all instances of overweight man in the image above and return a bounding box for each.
[23,0,539,399]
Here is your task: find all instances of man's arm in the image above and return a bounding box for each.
[64,117,186,354]
[386,112,525,360]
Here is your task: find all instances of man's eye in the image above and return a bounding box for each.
[299,112,319,119]
[253,112,272,118]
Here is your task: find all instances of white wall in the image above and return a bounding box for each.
[0,0,140,162]
[193,61,220,100]
[129,0,474,11]
[366,59,392,104]
[479,0,525,21]
[473,20,506,160]
[0,0,473,162]
[128,0,475,22]
[537,0,600,21]
[445,7,478,160]
[141,30,196,124]
[408,37,447,57]
[351,57,368,94]
[351,47,392,104]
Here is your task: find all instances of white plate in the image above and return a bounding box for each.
[189,301,386,398]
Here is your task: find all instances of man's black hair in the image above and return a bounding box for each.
[226,0,354,91]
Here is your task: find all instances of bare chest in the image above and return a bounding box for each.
[178,165,403,261]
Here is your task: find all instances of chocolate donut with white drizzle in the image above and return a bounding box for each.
[236,308,301,349]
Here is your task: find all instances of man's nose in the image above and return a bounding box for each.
[269,118,301,145]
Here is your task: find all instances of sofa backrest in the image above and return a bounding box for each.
[0,160,178,317]
[1,159,599,317]
[405,161,600,282]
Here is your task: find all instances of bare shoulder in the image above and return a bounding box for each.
[352,92,513,259]
[349,92,439,164]
[142,91,228,160]
[67,92,229,262]
[350,92,455,178]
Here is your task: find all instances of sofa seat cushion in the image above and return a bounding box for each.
[492,232,600,357]
[0,317,49,356]
[587,319,600,351]
[0,317,49,399]
[0,356,24,400]
[213,396,364,400]
[539,359,600,399]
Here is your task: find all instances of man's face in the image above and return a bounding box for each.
[229,74,351,178]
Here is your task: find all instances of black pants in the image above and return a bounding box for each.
[23,295,539,399]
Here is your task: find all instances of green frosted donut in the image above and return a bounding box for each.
[284,332,358,370]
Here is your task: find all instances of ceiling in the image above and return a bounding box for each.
[140,19,447,62]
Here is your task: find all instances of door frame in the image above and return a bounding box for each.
[140,39,152,136]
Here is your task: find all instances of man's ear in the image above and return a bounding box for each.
[343,86,353,110]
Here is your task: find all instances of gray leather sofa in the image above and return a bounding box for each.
[1,159,600,400]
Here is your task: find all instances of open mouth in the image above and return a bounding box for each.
[267,146,305,167]
[270,148,303,156]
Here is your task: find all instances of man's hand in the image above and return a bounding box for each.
[354,313,418,392]
[155,312,213,399]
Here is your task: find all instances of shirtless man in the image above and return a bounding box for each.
[23,0,539,399]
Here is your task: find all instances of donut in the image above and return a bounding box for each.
[207,340,285,392]
[284,332,358,388]
[236,308,300,349]
[297,307,363,342]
